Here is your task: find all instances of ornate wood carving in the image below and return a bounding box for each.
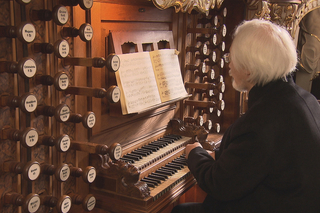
[293,0,320,38]
[90,153,150,199]
[151,0,225,14]
[245,0,300,34]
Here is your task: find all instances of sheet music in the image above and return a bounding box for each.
[150,49,188,102]
[116,52,161,114]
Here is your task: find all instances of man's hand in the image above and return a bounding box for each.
[185,142,202,159]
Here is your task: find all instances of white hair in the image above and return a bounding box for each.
[230,19,298,86]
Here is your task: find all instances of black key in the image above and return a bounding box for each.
[172,159,187,165]
[146,182,155,188]
[169,162,184,169]
[158,138,174,144]
[137,147,152,153]
[171,134,182,139]
[141,178,158,187]
[165,164,180,171]
[158,168,174,175]
[152,172,168,179]
[151,140,168,145]
[162,166,178,173]
[140,146,158,152]
[150,141,168,147]
[131,150,148,157]
[120,157,135,164]
[144,177,161,184]
[127,153,143,159]
[148,143,165,148]
[123,155,140,161]
[136,148,153,155]
[149,174,166,181]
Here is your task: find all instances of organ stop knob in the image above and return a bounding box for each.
[1,160,41,181]
[0,92,38,113]
[0,22,36,43]
[1,126,39,148]
[3,192,41,213]
[0,58,37,79]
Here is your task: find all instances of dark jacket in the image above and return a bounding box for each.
[187,76,320,213]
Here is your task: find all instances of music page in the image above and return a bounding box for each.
[150,49,188,102]
[116,52,161,114]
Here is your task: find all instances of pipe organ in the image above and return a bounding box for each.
[0,0,311,212]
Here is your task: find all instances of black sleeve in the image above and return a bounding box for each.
[187,132,270,201]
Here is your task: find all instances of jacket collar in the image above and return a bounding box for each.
[247,75,294,109]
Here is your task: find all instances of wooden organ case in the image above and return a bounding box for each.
[0,0,247,213]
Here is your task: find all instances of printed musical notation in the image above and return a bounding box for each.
[116,49,187,114]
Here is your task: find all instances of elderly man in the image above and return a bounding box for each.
[172,19,320,213]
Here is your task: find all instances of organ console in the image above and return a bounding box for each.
[40,194,72,213]
[68,193,96,212]
[0,160,41,181]
[0,58,37,79]
[37,134,71,152]
[0,126,38,148]
[70,141,122,161]
[0,22,36,43]
[33,39,70,58]
[61,23,93,42]
[0,92,38,113]
[69,166,96,183]
[91,132,202,212]
[67,111,96,129]
[35,72,69,90]
[0,0,249,212]
[30,5,69,25]
[64,85,121,103]
[35,104,70,122]
[2,192,41,212]
[41,163,70,182]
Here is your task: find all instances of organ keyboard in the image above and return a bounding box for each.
[143,155,191,201]
[89,119,212,213]
[121,135,190,170]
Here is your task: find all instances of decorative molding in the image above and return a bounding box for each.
[246,1,300,34]
[245,0,320,37]
[151,0,224,14]
[292,0,320,38]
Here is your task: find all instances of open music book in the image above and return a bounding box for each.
[115,49,188,115]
